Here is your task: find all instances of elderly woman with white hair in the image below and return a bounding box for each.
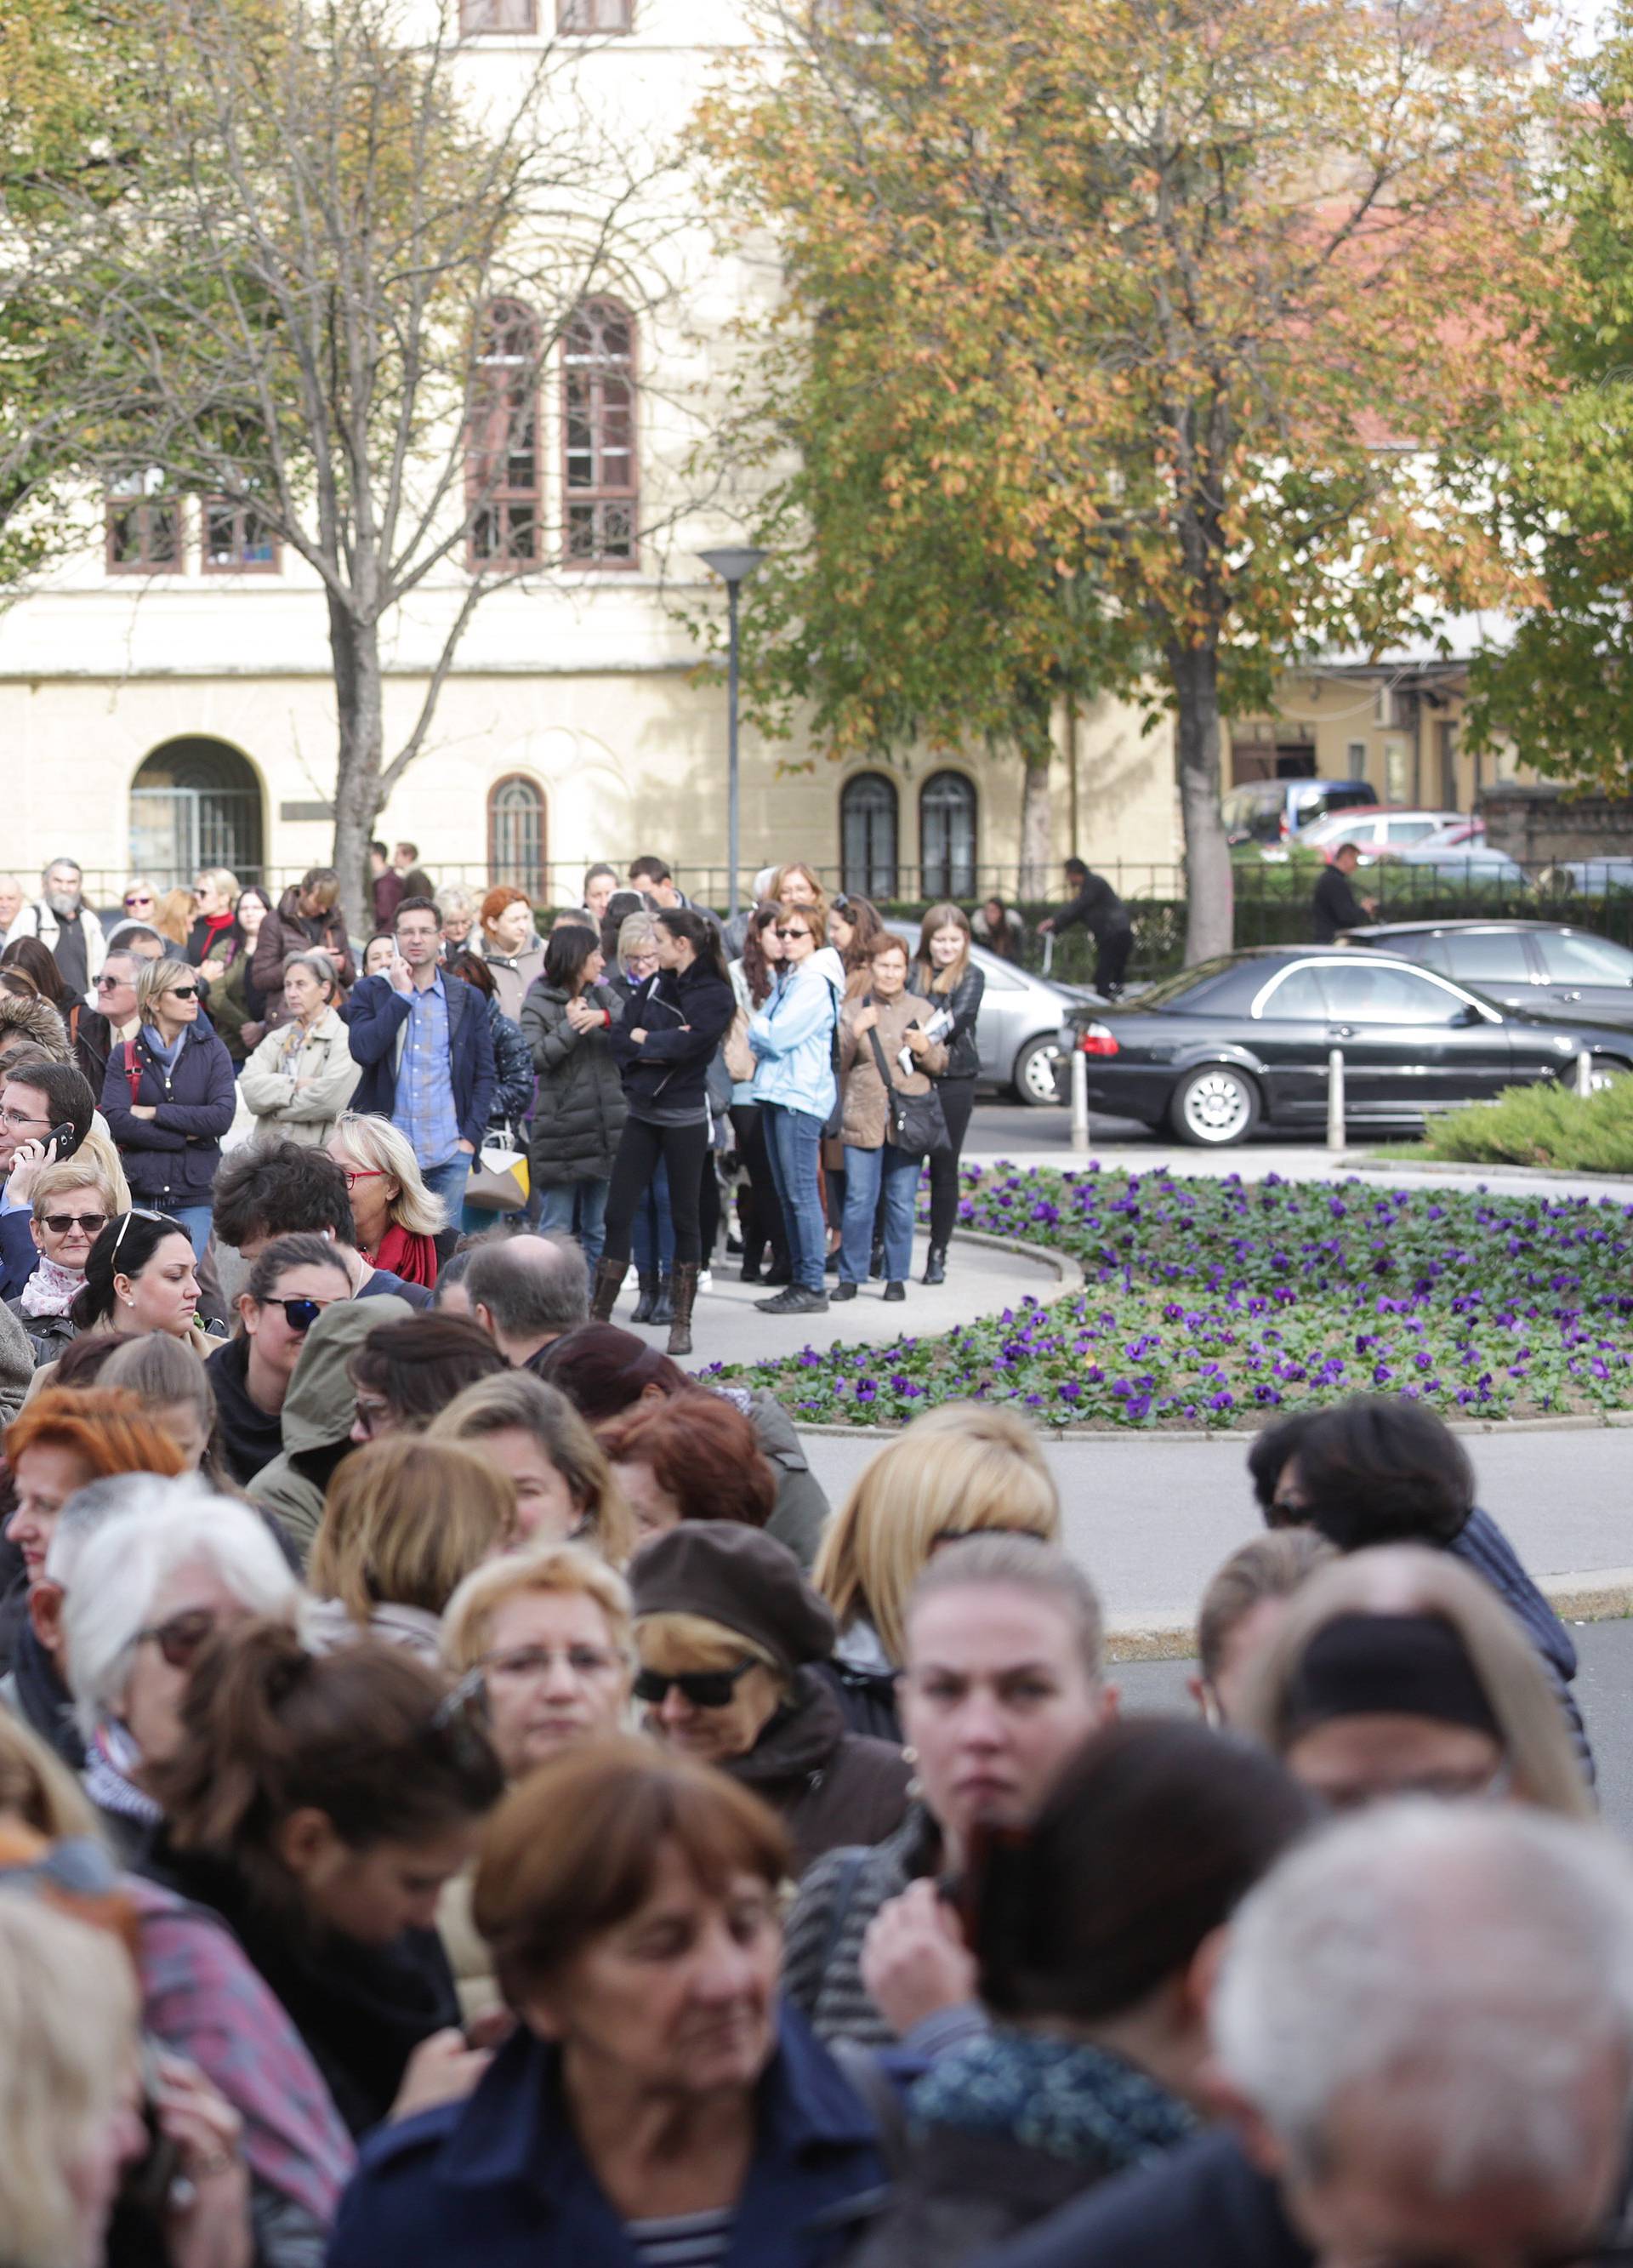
[240,949,361,1150]
[61,1485,300,1855]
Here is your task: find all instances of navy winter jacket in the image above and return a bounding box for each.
[100,1023,237,1205]
[609,959,736,1120]
[327,2009,885,2268]
[340,973,497,1153]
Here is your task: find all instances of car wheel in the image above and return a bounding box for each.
[1012,1034,1063,1107]
[1169,1064,1261,1147]
[1589,1057,1632,1093]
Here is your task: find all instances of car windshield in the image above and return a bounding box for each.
[1125,956,1239,1011]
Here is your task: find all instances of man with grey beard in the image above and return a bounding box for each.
[3,858,107,994]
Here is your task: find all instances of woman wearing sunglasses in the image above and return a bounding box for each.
[748,893,846,1319]
[205,1231,353,1486]
[100,956,236,1262]
[631,1519,911,1881]
[240,949,361,1152]
[5,1154,121,1366]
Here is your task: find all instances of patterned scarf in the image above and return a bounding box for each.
[19,1254,83,1318]
[83,1722,163,1830]
[908,2029,1196,2176]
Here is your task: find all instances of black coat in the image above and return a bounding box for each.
[971,2130,1312,2268]
[1311,864,1370,943]
[1051,871,1130,941]
[520,980,627,1186]
[206,1332,286,1487]
[725,1671,912,1878]
[911,962,985,1083]
[100,1021,238,1205]
[608,958,735,1118]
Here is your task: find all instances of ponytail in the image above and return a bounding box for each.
[656,906,729,985]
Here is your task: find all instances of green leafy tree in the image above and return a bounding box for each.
[698,0,1552,958]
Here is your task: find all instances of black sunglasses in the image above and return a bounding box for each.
[775,926,812,941]
[633,1658,761,1710]
[42,1211,108,1235]
[135,1607,219,1673]
[265,1295,339,1331]
[167,984,200,1001]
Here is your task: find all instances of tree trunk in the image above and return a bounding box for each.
[1166,638,1233,965]
[328,595,387,943]
[1014,682,1055,900]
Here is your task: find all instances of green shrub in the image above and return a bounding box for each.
[1420,1076,1633,1173]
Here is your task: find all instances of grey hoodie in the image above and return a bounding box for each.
[248,1295,412,1560]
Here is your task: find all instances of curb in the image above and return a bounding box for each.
[1105,1567,1633,1664]
[799,1406,1633,1445]
[1347,1155,1633,1195]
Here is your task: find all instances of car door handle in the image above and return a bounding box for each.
[1326,1025,1356,1040]
[1555,990,1582,1002]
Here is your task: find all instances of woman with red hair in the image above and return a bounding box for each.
[476,886,543,1023]
[598,1390,776,1545]
[3,1385,185,1585]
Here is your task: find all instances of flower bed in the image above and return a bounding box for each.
[710,1165,1633,1430]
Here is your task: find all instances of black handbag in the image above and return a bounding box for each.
[865,1019,951,1158]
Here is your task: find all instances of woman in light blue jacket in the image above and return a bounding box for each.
[749,898,845,1318]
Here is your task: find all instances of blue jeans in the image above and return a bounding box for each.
[168,1204,213,1262]
[421,1152,473,1224]
[762,1104,827,1291]
[840,1144,921,1285]
[538,1177,609,1272]
[631,1159,674,1279]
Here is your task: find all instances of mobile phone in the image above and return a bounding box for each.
[43,1122,77,1162]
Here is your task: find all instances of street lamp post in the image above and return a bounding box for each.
[697,544,768,917]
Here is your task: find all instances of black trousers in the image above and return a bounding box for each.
[603,1118,709,1268]
[925,1075,977,1250]
[731,1104,789,1268]
[1095,922,1134,994]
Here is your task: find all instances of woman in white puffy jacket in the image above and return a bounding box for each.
[239,949,361,1151]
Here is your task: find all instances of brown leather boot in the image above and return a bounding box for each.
[665,1261,700,1358]
[589,1256,628,1322]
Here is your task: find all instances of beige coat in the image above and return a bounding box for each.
[837,989,948,1151]
[239,1006,361,1149]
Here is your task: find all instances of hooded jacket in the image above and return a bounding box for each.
[750,944,846,1118]
[520,979,626,1186]
[248,1295,412,1559]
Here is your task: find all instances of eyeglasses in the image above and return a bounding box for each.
[41,1211,108,1236]
[134,1607,219,1673]
[337,1167,384,1189]
[166,985,200,1002]
[0,1107,49,1131]
[123,893,154,909]
[775,926,811,942]
[633,1659,761,1710]
[482,1644,622,1683]
[265,1295,341,1331]
[94,973,130,993]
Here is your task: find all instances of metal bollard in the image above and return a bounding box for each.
[1576,1050,1595,1099]
[1070,1046,1090,1150]
[1327,1048,1346,1152]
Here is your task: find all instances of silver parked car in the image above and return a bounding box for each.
[885,921,1095,1104]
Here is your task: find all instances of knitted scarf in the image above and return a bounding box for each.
[908,2030,1196,2177]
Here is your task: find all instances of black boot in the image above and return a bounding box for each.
[651,1275,675,1325]
[763,1254,793,1285]
[589,1256,628,1321]
[630,1274,657,1325]
[666,1262,700,1357]
[923,1245,947,1286]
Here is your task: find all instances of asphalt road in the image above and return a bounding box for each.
[967,1092,1336,1154]
[1117,1613,1633,1835]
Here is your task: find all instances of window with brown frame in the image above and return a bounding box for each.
[562,299,636,569]
[106,476,181,574]
[468,298,543,569]
[488,774,548,897]
[202,497,279,574]
[461,0,536,29]
[558,0,633,30]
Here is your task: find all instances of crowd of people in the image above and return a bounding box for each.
[0,848,1628,2267]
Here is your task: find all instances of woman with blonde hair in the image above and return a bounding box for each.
[811,1399,1061,1739]
[185,866,244,980]
[910,901,984,1287]
[428,1369,634,1564]
[305,1434,517,1661]
[100,1329,223,1479]
[1233,1543,1594,1819]
[327,1109,447,1289]
[5,1148,127,1367]
[240,949,360,1149]
[154,886,195,949]
[101,955,237,1260]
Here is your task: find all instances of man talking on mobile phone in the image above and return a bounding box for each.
[0,1054,96,1298]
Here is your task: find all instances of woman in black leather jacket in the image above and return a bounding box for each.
[910,903,984,1285]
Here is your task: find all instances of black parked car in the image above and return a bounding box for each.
[1344,920,1633,1034]
[1060,945,1633,1147]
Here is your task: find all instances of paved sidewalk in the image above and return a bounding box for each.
[619,1230,1063,1371]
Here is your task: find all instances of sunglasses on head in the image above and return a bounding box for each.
[111,1206,169,1264]
[42,1211,107,1236]
[633,1658,762,1710]
[266,1295,339,1331]
[135,1607,219,1673]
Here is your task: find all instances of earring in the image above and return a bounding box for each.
[902,1744,922,1802]
[121,1294,134,1308]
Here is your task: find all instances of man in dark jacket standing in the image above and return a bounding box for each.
[342,896,496,1222]
[1038,858,1134,998]
[1310,841,1377,943]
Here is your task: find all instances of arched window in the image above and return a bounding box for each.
[559,0,633,25]
[920,770,976,899]
[129,738,265,888]
[840,772,898,900]
[469,299,542,568]
[563,299,636,568]
[488,775,547,898]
